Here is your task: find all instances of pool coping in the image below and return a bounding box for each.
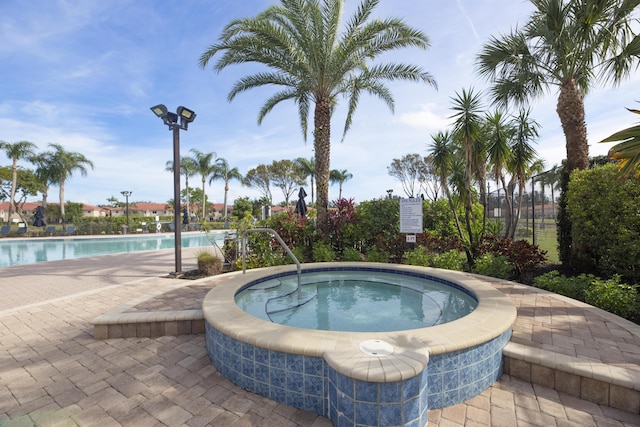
[202,262,517,383]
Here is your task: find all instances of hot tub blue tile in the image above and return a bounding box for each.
[379,403,402,425]
[255,346,269,364]
[286,390,305,409]
[443,370,459,391]
[402,375,421,400]
[304,356,324,376]
[355,380,378,403]
[428,392,443,408]
[337,374,354,399]
[270,385,286,402]
[355,401,378,425]
[255,362,269,383]
[286,353,303,372]
[241,358,254,376]
[304,375,324,397]
[270,367,286,386]
[304,395,325,415]
[338,394,355,421]
[270,350,286,369]
[403,396,420,422]
[255,380,269,397]
[380,382,401,403]
[241,342,254,358]
[443,388,460,407]
[427,372,443,395]
[443,352,460,372]
[286,371,304,392]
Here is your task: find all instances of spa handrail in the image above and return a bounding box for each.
[241,228,301,290]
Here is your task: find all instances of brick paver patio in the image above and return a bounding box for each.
[1,246,638,426]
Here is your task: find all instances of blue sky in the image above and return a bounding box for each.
[2,0,639,207]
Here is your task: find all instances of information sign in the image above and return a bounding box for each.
[400,198,423,233]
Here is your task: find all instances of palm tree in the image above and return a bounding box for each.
[210,158,243,221]
[166,157,197,219]
[506,109,540,238]
[47,143,93,225]
[477,0,640,173]
[295,157,315,204]
[199,0,436,238]
[329,169,353,200]
[189,149,217,220]
[0,140,37,223]
[484,110,514,237]
[30,151,58,210]
[428,131,466,247]
[600,107,640,178]
[450,88,485,257]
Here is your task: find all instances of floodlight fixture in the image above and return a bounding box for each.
[149,104,197,275]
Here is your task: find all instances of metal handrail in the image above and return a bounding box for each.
[242,228,301,292]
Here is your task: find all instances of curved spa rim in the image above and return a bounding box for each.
[203,262,516,427]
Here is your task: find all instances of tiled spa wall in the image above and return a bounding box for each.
[205,323,511,427]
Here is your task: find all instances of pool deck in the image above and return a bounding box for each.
[1,249,639,426]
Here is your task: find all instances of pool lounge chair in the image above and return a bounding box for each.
[17,225,27,236]
[45,226,56,236]
[58,225,76,236]
[0,225,10,236]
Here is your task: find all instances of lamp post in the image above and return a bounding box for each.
[150,104,196,275]
[120,191,132,233]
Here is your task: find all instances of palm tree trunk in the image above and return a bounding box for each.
[59,180,66,225]
[223,181,229,220]
[557,78,589,172]
[314,99,331,239]
[202,178,206,221]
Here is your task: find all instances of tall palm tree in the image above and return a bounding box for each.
[166,157,197,219]
[506,109,540,238]
[210,158,243,221]
[47,143,93,225]
[477,0,640,173]
[189,149,217,220]
[0,140,37,223]
[428,131,466,248]
[450,88,485,256]
[30,151,58,210]
[484,110,514,237]
[295,157,315,204]
[329,169,353,200]
[199,0,436,238]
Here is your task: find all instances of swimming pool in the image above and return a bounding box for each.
[0,232,226,267]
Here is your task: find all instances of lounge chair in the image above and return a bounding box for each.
[58,225,76,236]
[17,225,27,235]
[0,225,10,236]
[45,226,56,236]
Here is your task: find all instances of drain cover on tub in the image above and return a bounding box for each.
[359,340,394,356]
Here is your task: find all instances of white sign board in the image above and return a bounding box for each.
[400,198,423,233]
[406,234,416,243]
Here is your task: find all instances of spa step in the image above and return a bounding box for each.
[503,342,640,415]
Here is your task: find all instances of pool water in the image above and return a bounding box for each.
[235,270,478,332]
[0,232,225,267]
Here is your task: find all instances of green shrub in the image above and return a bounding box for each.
[404,246,432,267]
[341,247,362,262]
[197,251,223,276]
[532,271,591,301]
[365,248,390,263]
[472,253,512,279]
[566,164,640,283]
[312,241,335,262]
[585,276,640,320]
[432,250,464,271]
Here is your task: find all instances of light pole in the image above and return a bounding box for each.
[150,104,196,275]
[120,191,132,233]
